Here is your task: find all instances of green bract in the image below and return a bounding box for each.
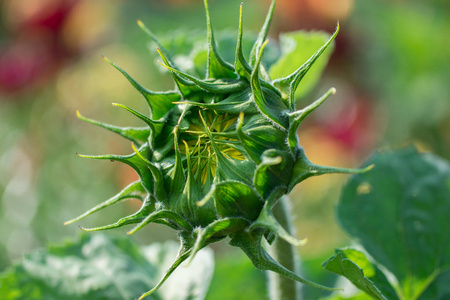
[66,1,370,299]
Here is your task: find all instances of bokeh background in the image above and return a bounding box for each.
[0,0,448,298]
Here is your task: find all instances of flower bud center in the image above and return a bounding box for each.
[180,109,245,185]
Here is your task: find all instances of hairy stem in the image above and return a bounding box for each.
[268,196,301,300]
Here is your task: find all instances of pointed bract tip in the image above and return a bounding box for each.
[287,237,308,247]
[138,293,151,300]
[239,111,244,123]
[76,110,81,118]
[334,21,340,35]
[131,142,139,153]
[363,164,375,172]
[157,60,167,69]
[131,143,147,162]
[137,19,143,26]
[198,110,208,129]
[197,185,215,207]
[79,225,88,232]
[155,48,168,63]
[237,112,245,130]
[345,164,375,174]
[254,39,269,68]
[127,223,142,235]
[298,237,308,246]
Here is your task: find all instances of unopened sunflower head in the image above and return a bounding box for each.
[65,0,372,298]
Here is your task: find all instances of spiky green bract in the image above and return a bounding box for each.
[67,1,367,298]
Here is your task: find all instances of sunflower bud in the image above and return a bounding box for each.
[66,1,371,298]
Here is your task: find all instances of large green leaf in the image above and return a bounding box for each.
[269,31,335,100]
[337,147,450,300]
[0,234,214,300]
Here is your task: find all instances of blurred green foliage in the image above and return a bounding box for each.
[0,233,214,300]
[206,247,267,300]
[349,0,450,157]
[0,0,449,298]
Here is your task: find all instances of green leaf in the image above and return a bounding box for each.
[79,197,157,232]
[112,103,163,137]
[131,144,166,203]
[288,148,371,192]
[229,230,339,292]
[251,40,289,129]
[77,144,154,193]
[237,114,288,164]
[137,19,178,70]
[323,249,397,300]
[166,128,186,204]
[136,242,192,300]
[234,3,252,80]
[254,149,293,200]
[206,132,256,186]
[0,234,214,300]
[156,48,202,97]
[287,88,335,152]
[338,147,450,300]
[64,180,146,225]
[102,55,178,120]
[199,181,263,221]
[250,0,277,68]
[127,209,193,235]
[188,217,249,263]
[177,87,258,115]
[77,111,150,146]
[151,239,214,300]
[175,140,217,228]
[159,56,246,94]
[249,202,306,246]
[203,0,237,79]
[270,30,336,101]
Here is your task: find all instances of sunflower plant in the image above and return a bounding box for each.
[65,0,370,299]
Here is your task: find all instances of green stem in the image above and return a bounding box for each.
[268,196,300,300]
